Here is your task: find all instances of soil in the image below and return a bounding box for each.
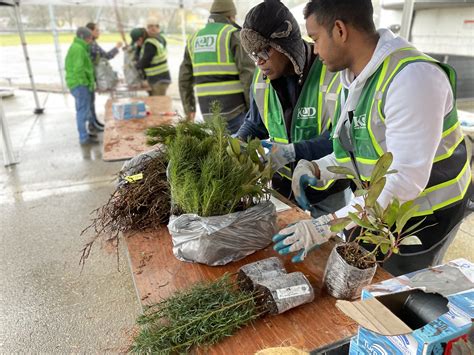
[237,270,255,293]
[337,243,376,270]
[253,284,277,316]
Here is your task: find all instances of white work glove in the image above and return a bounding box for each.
[292,159,319,213]
[272,214,335,262]
[261,141,296,171]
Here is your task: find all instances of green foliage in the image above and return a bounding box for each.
[146,121,212,146]
[149,107,272,216]
[131,274,259,354]
[329,152,424,263]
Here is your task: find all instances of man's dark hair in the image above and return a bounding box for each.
[86,22,96,31]
[304,0,376,35]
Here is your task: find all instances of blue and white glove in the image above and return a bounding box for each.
[273,214,335,262]
[261,141,296,171]
[292,159,319,213]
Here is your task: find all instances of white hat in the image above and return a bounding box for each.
[146,16,159,26]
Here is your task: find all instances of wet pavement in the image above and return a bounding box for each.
[1,90,140,353]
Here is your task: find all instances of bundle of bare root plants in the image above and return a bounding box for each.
[132,266,314,354]
[80,150,170,266]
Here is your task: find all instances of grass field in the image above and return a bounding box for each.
[0,32,183,46]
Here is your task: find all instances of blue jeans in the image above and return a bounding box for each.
[71,86,92,143]
[90,91,98,125]
[227,111,246,134]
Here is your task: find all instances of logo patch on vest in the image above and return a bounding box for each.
[194,35,217,53]
[297,107,316,120]
[353,114,367,129]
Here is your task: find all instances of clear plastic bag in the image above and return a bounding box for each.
[123,48,142,87]
[255,272,315,315]
[237,257,287,291]
[323,243,377,300]
[95,58,118,91]
[168,201,278,266]
[117,148,163,187]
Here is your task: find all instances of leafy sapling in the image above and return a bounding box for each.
[327,152,425,266]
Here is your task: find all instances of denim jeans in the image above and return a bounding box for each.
[227,111,246,135]
[71,86,92,143]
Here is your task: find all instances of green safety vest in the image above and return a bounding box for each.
[140,37,169,77]
[253,58,341,191]
[333,47,470,216]
[187,22,246,120]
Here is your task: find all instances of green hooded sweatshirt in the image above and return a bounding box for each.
[65,37,95,91]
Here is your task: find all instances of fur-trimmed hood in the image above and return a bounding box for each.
[240,0,305,76]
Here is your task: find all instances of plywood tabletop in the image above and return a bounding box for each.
[102,96,173,162]
[125,207,392,353]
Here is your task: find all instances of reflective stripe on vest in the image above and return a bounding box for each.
[141,37,169,77]
[333,47,470,216]
[187,23,245,118]
[253,59,340,143]
[252,57,341,191]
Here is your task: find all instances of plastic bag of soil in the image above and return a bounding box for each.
[255,272,314,315]
[323,243,377,300]
[95,58,118,91]
[237,257,287,291]
[168,201,278,266]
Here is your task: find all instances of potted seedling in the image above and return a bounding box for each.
[146,106,278,266]
[323,152,424,300]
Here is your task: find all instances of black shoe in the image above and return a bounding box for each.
[90,120,104,132]
[88,122,103,134]
[80,136,100,145]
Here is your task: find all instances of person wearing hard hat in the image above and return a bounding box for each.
[178,0,255,133]
[130,27,170,96]
[145,16,167,49]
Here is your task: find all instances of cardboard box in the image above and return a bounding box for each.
[338,259,473,354]
[112,100,147,120]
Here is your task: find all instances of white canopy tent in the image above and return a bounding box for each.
[0,0,417,167]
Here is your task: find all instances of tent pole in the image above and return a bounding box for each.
[13,1,43,114]
[48,4,67,94]
[0,97,19,167]
[400,0,415,40]
[180,0,186,44]
[95,7,103,23]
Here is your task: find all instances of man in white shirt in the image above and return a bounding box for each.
[273,0,471,275]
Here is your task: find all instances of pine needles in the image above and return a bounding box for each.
[131,274,261,354]
[146,107,272,217]
[80,151,170,266]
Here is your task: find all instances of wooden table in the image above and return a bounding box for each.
[102,96,173,162]
[125,207,392,353]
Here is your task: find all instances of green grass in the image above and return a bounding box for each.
[0,32,184,46]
